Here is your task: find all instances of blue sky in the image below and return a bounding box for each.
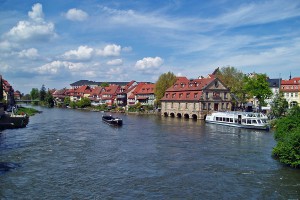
[1,0,300,93]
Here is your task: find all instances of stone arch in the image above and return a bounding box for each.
[170,113,175,118]
[192,114,198,120]
[184,114,189,119]
[177,113,182,118]
[163,112,168,117]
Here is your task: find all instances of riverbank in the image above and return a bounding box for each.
[16,106,41,116]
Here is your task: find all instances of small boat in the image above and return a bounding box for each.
[205,111,270,130]
[102,115,123,126]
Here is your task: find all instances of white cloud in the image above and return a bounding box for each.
[63,45,94,61]
[65,8,88,21]
[28,3,44,23]
[5,3,55,42]
[96,44,121,57]
[37,61,85,74]
[122,46,132,52]
[18,48,39,59]
[135,57,164,70]
[107,59,123,66]
[0,40,18,51]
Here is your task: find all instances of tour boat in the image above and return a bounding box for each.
[205,111,270,130]
[102,115,123,126]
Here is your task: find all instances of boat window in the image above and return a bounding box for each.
[226,118,229,122]
[235,119,238,123]
[257,120,261,124]
[242,119,246,123]
[230,118,233,122]
[247,119,251,124]
[222,117,225,121]
[252,120,257,124]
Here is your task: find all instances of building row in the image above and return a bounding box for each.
[52,80,156,108]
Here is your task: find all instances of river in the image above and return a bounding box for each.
[0,106,299,199]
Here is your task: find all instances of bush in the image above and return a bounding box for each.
[273,105,300,168]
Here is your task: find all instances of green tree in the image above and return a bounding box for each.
[45,91,54,107]
[40,84,46,101]
[243,74,272,111]
[30,88,39,100]
[64,96,71,106]
[100,82,109,87]
[273,105,300,168]
[155,72,177,106]
[77,97,91,108]
[270,92,288,118]
[216,66,247,105]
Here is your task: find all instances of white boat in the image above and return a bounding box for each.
[205,111,270,130]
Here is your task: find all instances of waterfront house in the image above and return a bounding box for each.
[264,78,281,110]
[161,75,232,120]
[128,82,156,107]
[89,86,103,106]
[52,88,68,104]
[116,80,138,107]
[68,85,93,102]
[280,76,300,107]
[100,84,120,106]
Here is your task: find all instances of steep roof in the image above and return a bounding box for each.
[267,78,281,88]
[165,77,214,92]
[133,82,155,95]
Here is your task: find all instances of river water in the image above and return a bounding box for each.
[0,106,299,199]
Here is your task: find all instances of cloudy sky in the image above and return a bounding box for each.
[1,0,300,93]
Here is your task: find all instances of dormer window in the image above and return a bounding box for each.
[179,93,183,98]
[172,93,175,98]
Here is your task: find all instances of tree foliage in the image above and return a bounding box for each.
[30,88,39,100]
[45,91,54,107]
[273,105,300,168]
[243,73,272,111]
[100,82,109,87]
[40,84,46,101]
[155,72,177,105]
[216,66,247,104]
[77,97,91,108]
[270,92,288,119]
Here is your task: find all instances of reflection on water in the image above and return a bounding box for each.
[0,107,299,199]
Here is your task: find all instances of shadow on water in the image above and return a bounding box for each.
[0,162,21,175]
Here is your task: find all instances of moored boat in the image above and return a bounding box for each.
[102,115,123,126]
[205,111,270,130]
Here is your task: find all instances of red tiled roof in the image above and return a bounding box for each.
[281,77,300,92]
[161,76,215,101]
[133,82,155,95]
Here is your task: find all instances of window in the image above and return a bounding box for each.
[194,93,198,98]
[179,93,183,98]
[185,103,188,109]
[172,93,175,98]
[186,93,190,98]
[193,103,196,109]
[208,103,211,110]
[203,103,206,110]
[206,92,209,99]
[171,102,173,108]
[166,94,169,98]
[291,93,294,97]
[224,92,227,99]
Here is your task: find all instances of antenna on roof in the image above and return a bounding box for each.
[289,72,292,80]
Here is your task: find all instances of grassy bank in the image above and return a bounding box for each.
[16,107,41,116]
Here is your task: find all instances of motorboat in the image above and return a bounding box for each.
[102,115,123,126]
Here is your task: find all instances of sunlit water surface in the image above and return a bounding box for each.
[0,107,299,199]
